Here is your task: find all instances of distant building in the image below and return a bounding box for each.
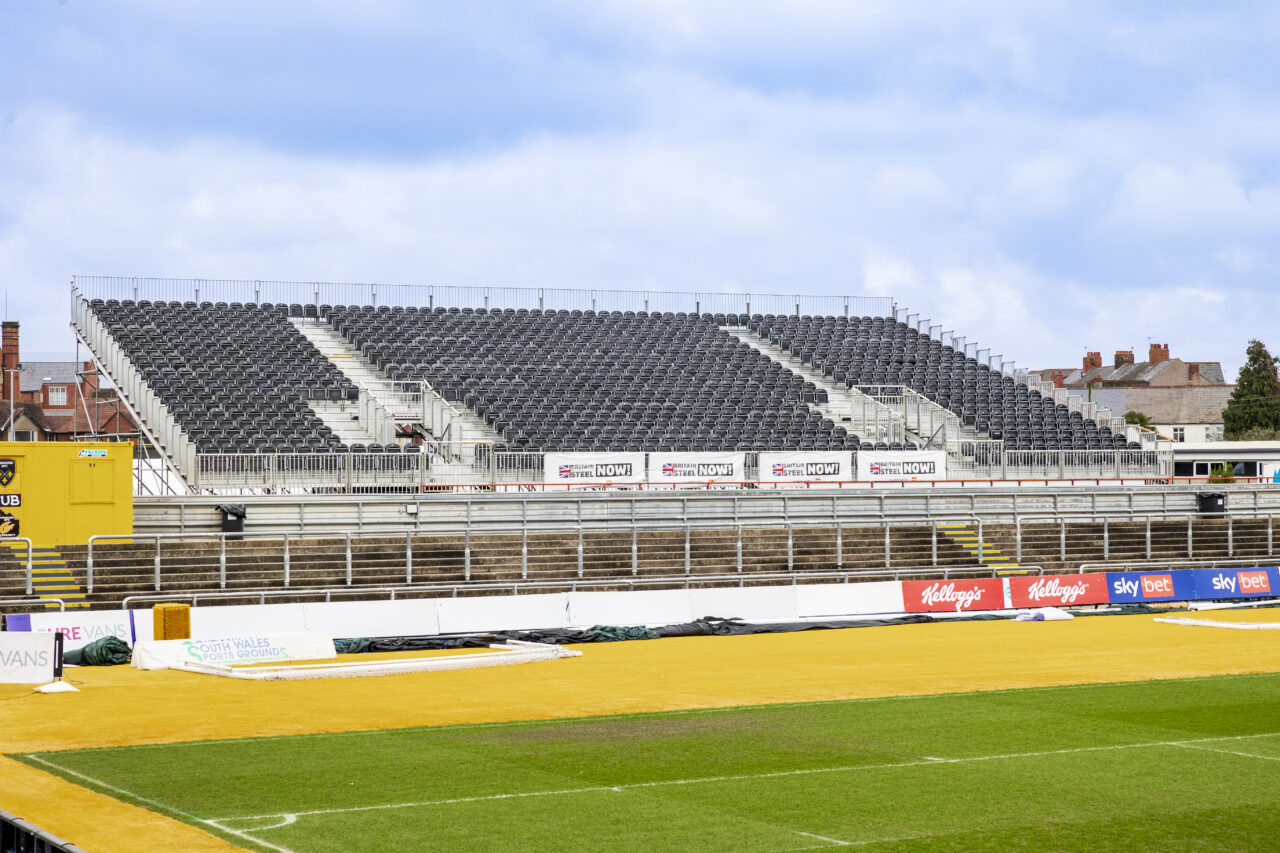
[0,320,138,442]
[1036,343,1233,442]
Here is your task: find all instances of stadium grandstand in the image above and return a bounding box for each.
[70,275,1164,496]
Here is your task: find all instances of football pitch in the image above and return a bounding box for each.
[17,673,1280,852]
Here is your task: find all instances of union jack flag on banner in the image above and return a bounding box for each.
[558,465,573,478]
[662,462,676,476]
[869,463,882,475]
[771,463,785,477]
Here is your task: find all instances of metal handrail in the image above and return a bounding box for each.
[1080,557,1280,574]
[1014,510,1279,562]
[120,564,1048,608]
[90,512,994,591]
[0,597,66,611]
[1,537,34,593]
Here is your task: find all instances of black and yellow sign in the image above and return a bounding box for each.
[0,493,19,508]
[0,460,13,488]
[0,510,18,538]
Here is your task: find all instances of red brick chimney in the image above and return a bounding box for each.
[1,321,17,401]
[1083,351,1102,371]
[1114,350,1134,368]
[80,360,100,398]
[1149,342,1170,364]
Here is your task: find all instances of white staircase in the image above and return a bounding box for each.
[308,398,381,446]
[293,319,500,446]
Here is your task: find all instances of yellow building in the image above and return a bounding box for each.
[0,441,133,546]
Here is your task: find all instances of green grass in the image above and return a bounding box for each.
[17,674,1280,852]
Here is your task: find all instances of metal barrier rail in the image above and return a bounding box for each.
[1,537,34,593]
[1079,557,1280,574]
[72,277,897,320]
[0,807,89,853]
[119,564,1047,609]
[0,598,66,612]
[89,513,989,591]
[1014,510,1279,562]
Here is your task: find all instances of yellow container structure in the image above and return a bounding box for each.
[0,441,133,546]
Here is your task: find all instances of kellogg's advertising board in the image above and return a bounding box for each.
[902,578,1005,613]
[1191,567,1278,600]
[1008,573,1109,608]
[1106,570,1195,603]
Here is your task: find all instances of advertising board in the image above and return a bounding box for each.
[131,632,337,670]
[856,451,947,482]
[1105,570,1196,603]
[902,578,1005,612]
[544,453,646,486]
[4,610,144,652]
[647,452,745,484]
[1008,573,1109,608]
[0,631,57,683]
[758,451,851,484]
[1191,567,1279,600]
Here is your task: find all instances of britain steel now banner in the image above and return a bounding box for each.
[647,452,745,484]
[1008,573,1109,608]
[902,578,1005,612]
[1191,567,1279,600]
[1105,570,1196,603]
[544,452,646,485]
[758,451,851,483]
[855,450,947,482]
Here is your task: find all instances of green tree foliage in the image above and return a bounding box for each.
[1124,410,1151,428]
[1223,339,1280,439]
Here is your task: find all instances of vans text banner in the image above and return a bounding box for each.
[758,451,851,483]
[7,610,141,652]
[0,631,56,683]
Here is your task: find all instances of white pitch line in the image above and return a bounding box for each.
[23,754,301,853]
[212,730,1280,824]
[795,830,852,846]
[1172,742,1280,762]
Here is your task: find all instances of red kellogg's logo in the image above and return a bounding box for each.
[904,579,1003,613]
[1238,570,1271,594]
[1009,573,1107,608]
[1141,574,1175,597]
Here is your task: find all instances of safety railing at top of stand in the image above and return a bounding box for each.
[119,563,1049,609]
[1014,510,1280,563]
[72,277,897,320]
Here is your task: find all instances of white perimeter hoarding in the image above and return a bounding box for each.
[0,632,56,683]
[132,632,337,670]
[856,451,948,482]
[545,452,646,487]
[758,451,851,484]
[5,610,148,651]
[648,452,746,484]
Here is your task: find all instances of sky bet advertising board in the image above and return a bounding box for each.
[1105,570,1196,603]
[1191,567,1278,600]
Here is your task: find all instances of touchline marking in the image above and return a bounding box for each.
[1172,743,1280,762]
[23,755,301,853]
[795,830,851,846]
[213,731,1280,823]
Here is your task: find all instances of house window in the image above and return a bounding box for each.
[14,430,35,442]
[1172,427,1185,442]
[47,385,67,407]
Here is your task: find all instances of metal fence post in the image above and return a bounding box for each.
[154,539,161,591]
[787,524,794,569]
[685,524,692,574]
[346,532,353,585]
[883,523,891,567]
[405,531,412,584]
[219,537,227,590]
[1103,518,1109,561]
[283,533,291,586]
[1187,517,1194,557]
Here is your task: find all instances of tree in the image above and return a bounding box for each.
[1124,410,1151,428]
[1222,339,1280,439]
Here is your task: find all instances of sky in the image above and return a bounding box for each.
[2,1,1278,376]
